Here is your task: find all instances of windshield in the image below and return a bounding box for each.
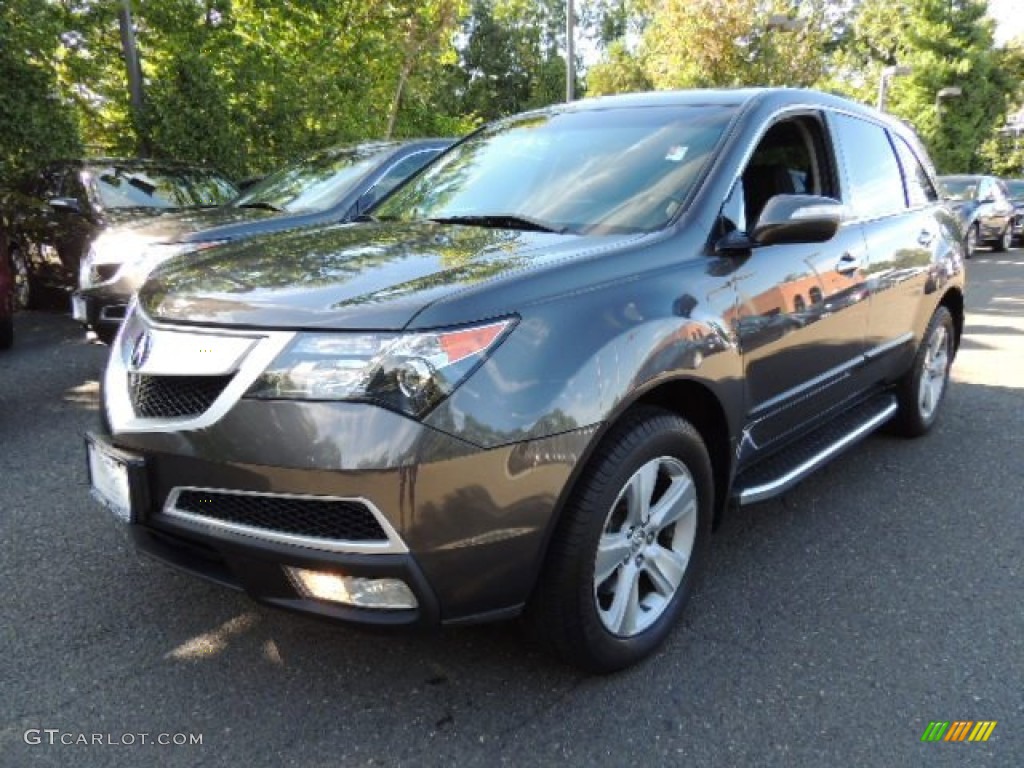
[374,105,736,235]
[1005,180,1024,199]
[233,144,395,213]
[939,178,978,201]
[89,165,237,209]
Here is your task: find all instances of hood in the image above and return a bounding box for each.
[139,220,643,330]
[100,207,202,227]
[102,205,282,242]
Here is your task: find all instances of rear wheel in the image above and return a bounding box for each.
[893,306,955,437]
[527,407,713,673]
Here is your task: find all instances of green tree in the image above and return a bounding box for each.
[0,0,81,181]
[823,0,1011,173]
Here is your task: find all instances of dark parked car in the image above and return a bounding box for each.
[88,89,965,672]
[1003,178,1024,244]
[0,238,13,349]
[937,174,1015,255]
[1,159,238,310]
[74,140,451,344]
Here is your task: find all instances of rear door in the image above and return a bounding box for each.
[829,113,946,381]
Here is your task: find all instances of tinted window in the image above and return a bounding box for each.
[1005,180,1024,199]
[375,105,737,235]
[831,113,905,219]
[369,150,440,200]
[235,144,395,213]
[88,165,237,209]
[938,177,978,201]
[893,137,938,207]
[731,117,834,231]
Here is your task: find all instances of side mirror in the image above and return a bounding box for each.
[717,194,843,252]
[48,197,83,214]
[752,195,843,246]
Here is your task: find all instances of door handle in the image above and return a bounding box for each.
[836,253,859,275]
[918,229,935,247]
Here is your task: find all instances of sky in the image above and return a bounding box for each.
[989,0,1024,45]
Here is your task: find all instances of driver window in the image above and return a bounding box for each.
[724,117,831,233]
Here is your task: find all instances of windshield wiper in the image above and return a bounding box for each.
[237,201,283,211]
[428,214,570,234]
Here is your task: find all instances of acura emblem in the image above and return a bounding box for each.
[130,330,153,371]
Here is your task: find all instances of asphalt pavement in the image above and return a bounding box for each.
[1,251,1022,767]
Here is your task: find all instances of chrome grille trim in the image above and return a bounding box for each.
[104,306,295,433]
[162,487,409,554]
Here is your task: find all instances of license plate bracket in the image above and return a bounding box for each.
[85,434,147,524]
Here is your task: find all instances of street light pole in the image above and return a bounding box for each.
[117,0,146,154]
[935,86,963,124]
[877,65,912,112]
[566,0,575,102]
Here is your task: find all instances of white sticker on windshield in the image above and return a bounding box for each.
[665,145,688,163]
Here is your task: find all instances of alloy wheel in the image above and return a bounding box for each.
[918,324,950,422]
[594,456,698,638]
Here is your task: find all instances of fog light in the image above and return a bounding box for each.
[285,567,418,610]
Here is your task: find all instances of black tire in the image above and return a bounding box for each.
[0,316,12,350]
[964,223,978,259]
[994,223,1012,252]
[9,247,36,310]
[527,406,713,673]
[892,306,955,437]
[94,325,118,346]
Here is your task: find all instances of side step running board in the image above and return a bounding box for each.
[732,395,898,506]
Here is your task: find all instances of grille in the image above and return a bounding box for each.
[172,490,388,542]
[129,373,233,419]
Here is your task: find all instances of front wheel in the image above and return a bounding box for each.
[892,306,955,437]
[964,223,978,259]
[527,407,713,673]
[994,223,1012,252]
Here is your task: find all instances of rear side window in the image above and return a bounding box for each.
[831,113,905,219]
[892,136,938,207]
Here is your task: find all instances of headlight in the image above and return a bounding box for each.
[81,237,226,290]
[246,319,515,418]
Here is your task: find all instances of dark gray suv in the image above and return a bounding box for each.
[87,89,965,672]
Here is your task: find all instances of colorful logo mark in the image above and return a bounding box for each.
[921,721,997,742]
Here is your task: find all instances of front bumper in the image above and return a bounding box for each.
[90,403,592,627]
[74,285,130,335]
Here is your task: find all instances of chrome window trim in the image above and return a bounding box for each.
[162,487,409,555]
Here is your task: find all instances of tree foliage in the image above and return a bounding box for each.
[0,0,81,180]
[2,0,1024,183]
[825,0,1010,173]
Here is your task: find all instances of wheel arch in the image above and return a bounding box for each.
[939,286,964,353]
[524,376,737,607]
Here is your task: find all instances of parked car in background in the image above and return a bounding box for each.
[0,159,238,311]
[937,174,1015,255]
[88,89,964,672]
[1003,177,1024,245]
[75,139,451,344]
[0,238,13,349]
